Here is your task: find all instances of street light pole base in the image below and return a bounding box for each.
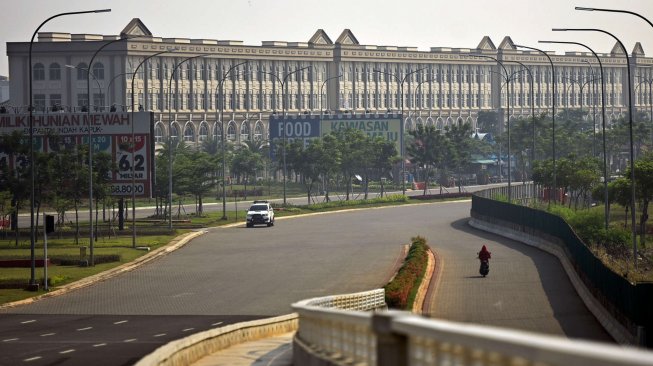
[220,216,228,221]
[26,283,39,292]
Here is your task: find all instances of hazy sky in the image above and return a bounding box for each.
[1,0,652,77]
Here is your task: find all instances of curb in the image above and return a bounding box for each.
[468,217,634,345]
[0,230,207,310]
[135,313,298,366]
[413,248,435,314]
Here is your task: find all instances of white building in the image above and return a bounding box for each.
[5,18,652,146]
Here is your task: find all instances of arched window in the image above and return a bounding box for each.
[171,123,179,142]
[254,122,263,141]
[184,124,195,142]
[227,122,236,141]
[33,63,45,81]
[77,63,88,80]
[92,62,105,80]
[49,63,61,80]
[154,123,164,143]
[199,123,209,141]
[240,121,250,141]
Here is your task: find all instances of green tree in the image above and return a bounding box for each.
[445,122,473,192]
[230,147,263,200]
[407,125,446,195]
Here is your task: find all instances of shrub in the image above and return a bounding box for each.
[385,236,429,310]
[52,254,121,266]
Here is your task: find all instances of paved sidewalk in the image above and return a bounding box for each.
[192,332,294,366]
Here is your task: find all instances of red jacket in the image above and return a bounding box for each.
[478,245,491,261]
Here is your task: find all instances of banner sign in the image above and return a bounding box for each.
[269,114,402,160]
[0,112,154,197]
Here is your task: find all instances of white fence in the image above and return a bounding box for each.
[293,289,653,366]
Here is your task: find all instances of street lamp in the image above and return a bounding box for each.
[468,54,515,202]
[551,28,637,266]
[164,54,206,229]
[320,74,343,115]
[635,75,653,147]
[130,50,172,247]
[505,60,536,187]
[215,61,246,220]
[259,66,311,205]
[27,8,110,291]
[106,72,136,108]
[513,44,558,204]
[373,66,427,196]
[540,39,609,230]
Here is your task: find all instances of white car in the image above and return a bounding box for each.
[246,200,275,227]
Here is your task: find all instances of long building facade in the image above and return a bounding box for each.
[5,18,653,147]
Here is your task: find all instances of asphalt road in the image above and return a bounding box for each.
[0,197,612,365]
[14,183,495,228]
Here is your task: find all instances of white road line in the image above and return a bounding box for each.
[40,333,55,337]
[124,338,136,343]
[211,322,223,326]
[93,343,107,348]
[20,320,36,324]
[153,333,166,337]
[23,356,42,362]
[59,349,75,354]
[113,320,128,325]
[76,327,92,331]
[3,338,19,342]
[182,328,194,332]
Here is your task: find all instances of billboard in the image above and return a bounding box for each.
[269,114,402,159]
[0,112,154,197]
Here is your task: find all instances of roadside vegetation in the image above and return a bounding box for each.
[531,152,653,282]
[384,236,430,310]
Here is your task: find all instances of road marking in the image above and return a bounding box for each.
[76,327,92,331]
[113,320,128,325]
[153,333,166,337]
[3,338,19,342]
[124,338,137,343]
[182,328,194,332]
[20,320,36,324]
[59,349,75,354]
[211,322,223,326]
[23,356,42,362]
[93,343,107,348]
[40,333,55,337]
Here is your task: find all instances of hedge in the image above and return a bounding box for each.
[384,236,429,310]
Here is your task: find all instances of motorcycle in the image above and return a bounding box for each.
[479,259,489,277]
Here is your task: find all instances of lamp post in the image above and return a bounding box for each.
[551,28,636,266]
[505,60,536,184]
[106,72,135,108]
[27,8,110,290]
[259,66,311,205]
[635,75,653,147]
[513,44,558,204]
[469,54,514,201]
[84,38,139,260]
[373,66,427,196]
[65,64,102,264]
[582,59,598,157]
[215,61,247,220]
[130,50,171,247]
[540,40,609,229]
[414,77,433,115]
[165,54,203,229]
[320,74,342,115]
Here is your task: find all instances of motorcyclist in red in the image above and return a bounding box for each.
[478,245,491,262]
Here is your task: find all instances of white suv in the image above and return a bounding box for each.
[246,200,275,227]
